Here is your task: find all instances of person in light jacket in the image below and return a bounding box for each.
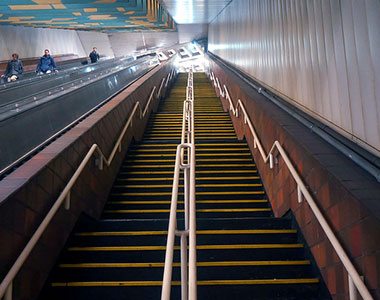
[89,47,100,63]
[1,53,24,82]
[36,49,57,75]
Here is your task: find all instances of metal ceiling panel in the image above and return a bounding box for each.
[0,0,176,32]
[160,0,232,24]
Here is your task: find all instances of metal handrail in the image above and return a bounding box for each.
[0,71,173,300]
[209,72,373,300]
[162,69,197,300]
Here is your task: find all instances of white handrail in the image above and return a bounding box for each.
[0,71,173,300]
[209,72,373,300]
[162,70,197,300]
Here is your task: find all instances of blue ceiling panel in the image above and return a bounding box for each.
[0,0,176,32]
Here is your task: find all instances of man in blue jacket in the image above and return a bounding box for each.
[36,49,57,75]
[1,53,24,82]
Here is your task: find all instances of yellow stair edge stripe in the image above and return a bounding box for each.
[75,229,295,237]
[59,260,310,268]
[120,170,258,175]
[130,148,250,152]
[128,153,250,157]
[104,208,271,214]
[110,191,265,196]
[122,164,257,168]
[113,184,263,188]
[52,279,319,288]
[108,200,268,204]
[134,143,246,147]
[116,176,260,181]
[197,278,320,286]
[68,244,304,251]
[125,158,253,163]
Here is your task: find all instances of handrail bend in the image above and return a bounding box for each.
[162,69,197,300]
[209,71,373,300]
[0,71,174,300]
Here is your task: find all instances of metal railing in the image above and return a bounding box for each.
[208,71,373,300]
[0,70,174,300]
[162,70,197,300]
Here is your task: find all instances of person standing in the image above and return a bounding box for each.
[1,53,24,82]
[89,47,100,63]
[36,49,57,75]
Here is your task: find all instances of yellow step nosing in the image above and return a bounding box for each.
[116,176,260,181]
[51,281,171,287]
[196,208,271,213]
[75,229,295,237]
[104,208,270,213]
[110,191,265,196]
[113,183,263,188]
[120,170,258,175]
[197,278,320,286]
[68,243,304,252]
[122,164,256,168]
[108,199,268,204]
[52,279,319,288]
[58,260,310,268]
[127,153,251,158]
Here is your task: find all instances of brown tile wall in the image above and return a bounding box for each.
[209,58,380,300]
[0,62,175,300]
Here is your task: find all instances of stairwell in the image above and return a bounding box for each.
[38,73,330,300]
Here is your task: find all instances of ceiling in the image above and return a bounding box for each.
[0,0,233,32]
[160,0,232,24]
[0,0,176,32]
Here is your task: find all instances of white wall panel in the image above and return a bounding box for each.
[209,0,380,155]
[108,31,179,57]
[77,31,114,58]
[0,25,115,62]
[177,24,208,44]
[0,25,86,61]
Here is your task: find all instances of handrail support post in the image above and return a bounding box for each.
[297,185,303,203]
[64,191,71,210]
[4,281,12,300]
[180,235,188,300]
[95,156,103,170]
[349,275,358,300]
[269,153,274,169]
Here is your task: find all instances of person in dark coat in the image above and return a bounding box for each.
[1,53,24,82]
[89,47,100,63]
[36,49,57,75]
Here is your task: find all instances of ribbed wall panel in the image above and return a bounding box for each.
[0,25,86,60]
[0,25,115,61]
[208,0,380,155]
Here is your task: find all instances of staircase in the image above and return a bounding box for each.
[39,73,330,299]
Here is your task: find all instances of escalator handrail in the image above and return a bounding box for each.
[0,70,174,300]
[0,58,161,179]
[208,71,373,300]
[0,56,143,111]
[162,69,197,300]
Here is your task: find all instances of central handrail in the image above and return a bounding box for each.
[0,70,174,300]
[162,70,197,300]
[208,71,373,300]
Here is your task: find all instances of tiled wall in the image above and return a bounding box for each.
[0,61,174,300]
[209,58,380,300]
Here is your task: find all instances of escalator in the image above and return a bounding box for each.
[39,73,330,299]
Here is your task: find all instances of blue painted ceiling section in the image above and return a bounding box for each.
[0,0,176,32]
